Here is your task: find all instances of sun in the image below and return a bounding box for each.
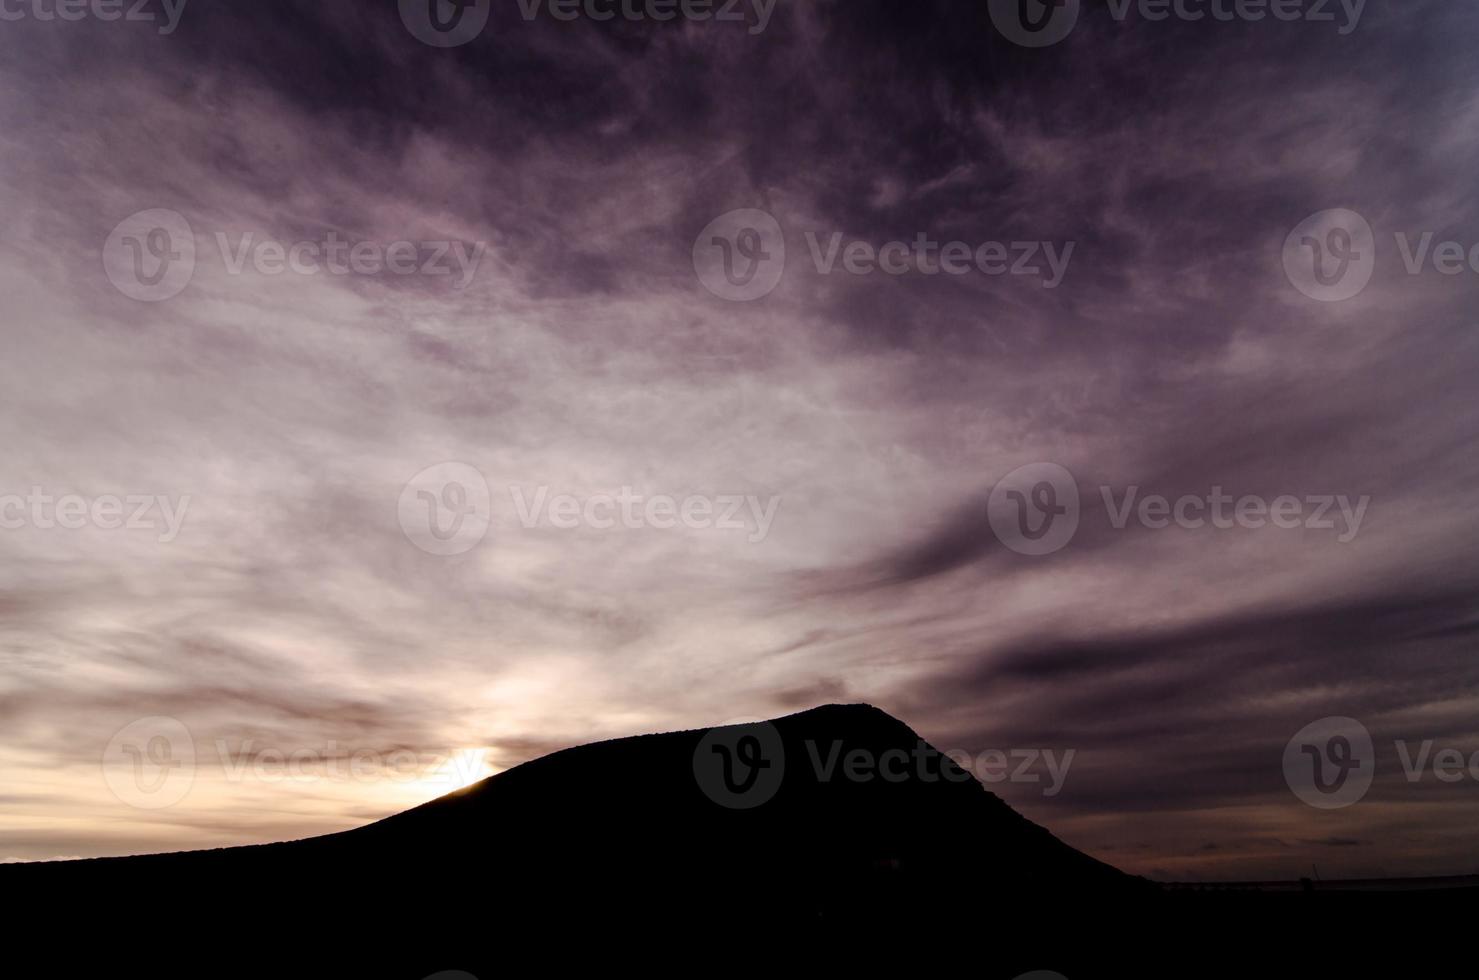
[429,748,495,793]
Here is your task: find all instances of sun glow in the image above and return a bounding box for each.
[428,748,495,794]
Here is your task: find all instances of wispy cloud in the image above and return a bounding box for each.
[1,0,1476,878]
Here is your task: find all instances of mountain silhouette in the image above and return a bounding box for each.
[8,704,1462,976]
[351,703,1141,902]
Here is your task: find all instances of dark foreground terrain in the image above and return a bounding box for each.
[7,705,1471,976]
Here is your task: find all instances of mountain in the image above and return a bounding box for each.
[353,703,1141,901]
[26,703,1459,976]
[7,704,1147,972]
[8,706,1467,975]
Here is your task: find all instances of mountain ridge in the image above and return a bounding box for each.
[6,702,1153,974]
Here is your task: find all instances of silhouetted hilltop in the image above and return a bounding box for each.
[7,704,1154,973]
[349,702,1138,902]
[8,704,1136,891]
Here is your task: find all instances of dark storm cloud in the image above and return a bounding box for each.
[940,587,1479,731]
[887,582,1479,877]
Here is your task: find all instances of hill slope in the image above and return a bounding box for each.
[6,704,1146,972]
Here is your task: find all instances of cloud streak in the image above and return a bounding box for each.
[0,0,1477,879]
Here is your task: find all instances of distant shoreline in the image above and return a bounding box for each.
[1160,873,1479,892]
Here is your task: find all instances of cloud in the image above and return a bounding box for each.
[0,0,1476,877]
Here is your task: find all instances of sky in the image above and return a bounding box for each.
[2,0,1478,881]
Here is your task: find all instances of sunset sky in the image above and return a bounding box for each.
[2,0,1478,881]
